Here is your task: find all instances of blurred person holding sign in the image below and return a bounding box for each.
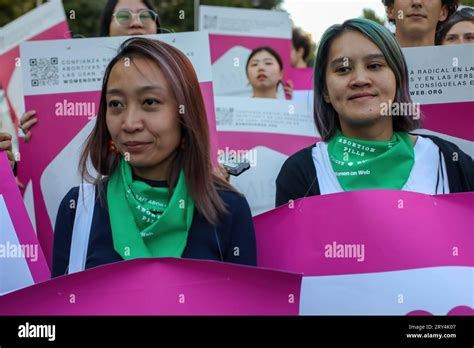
[276,18,474,207]
[436,7,474,45]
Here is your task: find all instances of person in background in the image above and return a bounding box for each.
[52,38,257,277]
[19,0,162,140]
[246,46,293,99]
[19,0,231,184]
[275,18,474,207]
[291,28,311,68]
[436,7,474,45]
[100,0,161,36]
[382,0,459,47]
[0,85,19,176]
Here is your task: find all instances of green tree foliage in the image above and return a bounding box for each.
[0,0,37,27]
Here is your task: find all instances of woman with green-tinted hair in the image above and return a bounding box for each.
[275,18,473,207]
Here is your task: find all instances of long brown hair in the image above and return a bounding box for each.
[80,37,236,225]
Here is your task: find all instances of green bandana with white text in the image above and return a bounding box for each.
[107,158,194,260]
[327,130,414,191]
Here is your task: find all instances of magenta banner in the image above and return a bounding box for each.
[0,152,49,295]
[0,258,302,315]
[254,190,473,315]
[255,190,473,275]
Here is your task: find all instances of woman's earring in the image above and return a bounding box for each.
[109,140,119,153]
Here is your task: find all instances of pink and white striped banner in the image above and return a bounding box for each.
[0,152,49,295]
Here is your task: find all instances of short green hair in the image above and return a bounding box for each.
[313,18,421,141]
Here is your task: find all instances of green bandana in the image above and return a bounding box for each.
[107,158,195,260]
[327,130,414,191]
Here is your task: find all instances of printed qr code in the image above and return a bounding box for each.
[203,15,217,30]
[29,57,59,87]
[216,107,234,126]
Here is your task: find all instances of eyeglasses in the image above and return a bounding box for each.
[113,9,158,27]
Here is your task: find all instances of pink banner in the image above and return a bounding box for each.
[287,67,314,91]
[200,81,220,165]
[212,39,316,170]
[401,45,473,147]
[254,190,474,275]
[0,258,302,315]
[0,152,49,286]
[254,190,473,314]
[18,33,219,270]
[18,91,99,266]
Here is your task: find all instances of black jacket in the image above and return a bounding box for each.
[276,134,474,207]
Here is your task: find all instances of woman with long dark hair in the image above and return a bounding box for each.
[0,132,15,169]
